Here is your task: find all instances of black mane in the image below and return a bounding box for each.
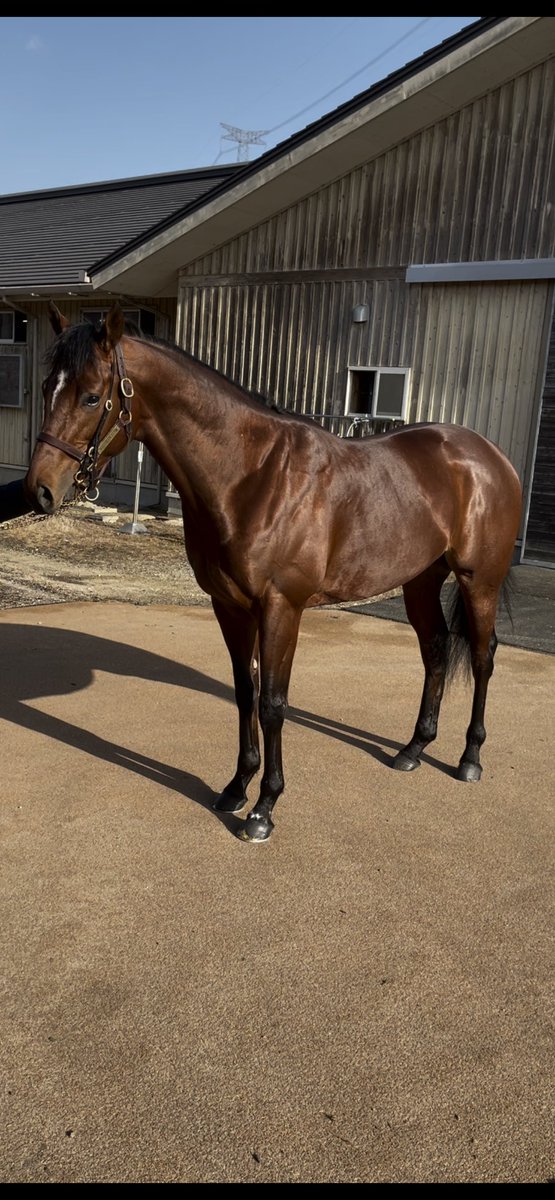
[130,329,299,417]
[43,320,99,384]
[43,318,317,424]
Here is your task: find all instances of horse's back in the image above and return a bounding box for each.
[371,419,515,463]
[357,421,521,497]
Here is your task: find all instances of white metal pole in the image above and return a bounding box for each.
[118,443,149,535]
[132,443,143,524]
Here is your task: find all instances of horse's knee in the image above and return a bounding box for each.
[259,690,287,732]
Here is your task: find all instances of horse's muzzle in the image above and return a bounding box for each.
[24,453,75,515]
[24,471,67,515]
[33,483,58,514]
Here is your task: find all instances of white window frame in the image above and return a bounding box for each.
[0,352,24,408]
[345,366,410,421]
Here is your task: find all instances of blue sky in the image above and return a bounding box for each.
[0,17,478,196]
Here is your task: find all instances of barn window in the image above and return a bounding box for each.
[0,354,24,407]
[81,307,156,336]
[346,367,408,419]
[0,309,28,344]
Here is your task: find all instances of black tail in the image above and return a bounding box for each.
[500,570,516,631]
[443,570,516,686]
[444,585,472,685]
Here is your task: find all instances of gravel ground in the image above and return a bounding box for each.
[0,500,209,610]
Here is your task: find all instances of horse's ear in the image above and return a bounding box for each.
[48,301,69,335]
[98,302,125,351]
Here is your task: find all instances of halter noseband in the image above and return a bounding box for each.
[37,343,134,501]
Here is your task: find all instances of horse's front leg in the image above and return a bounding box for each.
[240,592,303,844]
[211,599,261,814]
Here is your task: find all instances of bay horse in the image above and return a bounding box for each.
[24,302,522,843]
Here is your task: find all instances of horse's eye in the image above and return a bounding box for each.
[82,393,101,408]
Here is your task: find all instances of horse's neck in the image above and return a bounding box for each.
[133,347,268,513]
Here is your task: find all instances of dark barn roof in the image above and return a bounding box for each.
[0,165,241,290]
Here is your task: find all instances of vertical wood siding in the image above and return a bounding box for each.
[177,58,554,542]
[186,62,554,276]
[179,277,550,487]
[409,281,551,479]
[523,300,555,559]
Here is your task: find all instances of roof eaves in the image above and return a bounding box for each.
[90,16,506,275]
[0,163,242,208]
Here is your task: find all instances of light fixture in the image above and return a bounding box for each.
[352,303,369,323]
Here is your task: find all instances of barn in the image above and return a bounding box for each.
[0,165,241,508]
[1,17,554,563]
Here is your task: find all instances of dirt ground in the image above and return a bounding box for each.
[0,499,209,610]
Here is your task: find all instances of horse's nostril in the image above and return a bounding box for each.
[36,484,55,514]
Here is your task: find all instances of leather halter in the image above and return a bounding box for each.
[37,343,134,501]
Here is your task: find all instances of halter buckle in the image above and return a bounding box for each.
[120,377,134,399]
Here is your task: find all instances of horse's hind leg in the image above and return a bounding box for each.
[454,577,500,783]
[211,599,261,814]
[392,558,451,772]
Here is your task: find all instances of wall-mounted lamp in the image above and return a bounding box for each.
[352,303,369,323]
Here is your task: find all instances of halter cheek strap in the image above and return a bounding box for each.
[37,343,134,500]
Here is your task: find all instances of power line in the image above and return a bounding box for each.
[213,17,433,165]
[245,17,360,110]
[264,17,432,137]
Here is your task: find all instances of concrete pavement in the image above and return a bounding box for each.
[0,602,553,1182]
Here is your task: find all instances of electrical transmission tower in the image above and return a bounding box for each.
[220,123,268,162]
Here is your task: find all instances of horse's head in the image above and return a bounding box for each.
[25,302,133,514]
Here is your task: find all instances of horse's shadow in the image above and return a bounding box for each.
[0,622,456,836]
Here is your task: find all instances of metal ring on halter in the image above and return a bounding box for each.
[120,378,134,399]
[85,485,100,502]
[74,467,90,488]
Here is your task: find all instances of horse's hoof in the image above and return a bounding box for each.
[236,813,274,843]
[213,790,247,814]
[391,752,420,772]
[457,762,482,782]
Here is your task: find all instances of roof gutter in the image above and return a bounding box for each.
[0,282,93,298]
